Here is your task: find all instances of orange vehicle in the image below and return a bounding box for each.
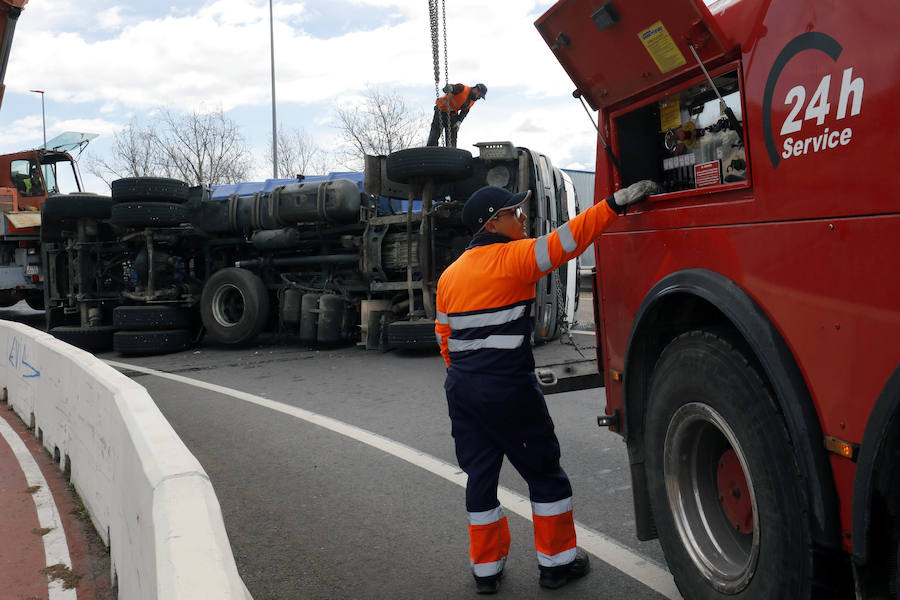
[537,0,899,597]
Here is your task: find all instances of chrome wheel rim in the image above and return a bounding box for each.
[211,283,245,328]
[663,402,760,593]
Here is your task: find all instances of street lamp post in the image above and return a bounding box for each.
[29,89,46,149]
[269,0,278,179]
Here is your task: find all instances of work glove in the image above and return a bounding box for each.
[607,180,660,214]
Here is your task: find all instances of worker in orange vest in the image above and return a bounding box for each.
[435,180,659,593]
[427,83,487,148]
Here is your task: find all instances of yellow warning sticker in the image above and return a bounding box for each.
[638,21,687,74]
[659,94,682,131]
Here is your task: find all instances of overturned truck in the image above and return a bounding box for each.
[41,143,579,355]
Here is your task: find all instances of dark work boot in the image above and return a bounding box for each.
[474,571,503,594]
[538,548,591,589]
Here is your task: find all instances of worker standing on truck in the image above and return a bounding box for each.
[426,83,486,147]
[435,180,659,594]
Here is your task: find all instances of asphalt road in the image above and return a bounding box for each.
[3,298,678,599]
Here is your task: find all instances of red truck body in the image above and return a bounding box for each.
[537,0,899,596]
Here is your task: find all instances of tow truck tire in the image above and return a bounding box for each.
[645,330,830,599]
[113,305,191,330]
[111,177,190,204]
[110,202,189,228]
[200,267,270,345]
[42,195,113,220]
[50,325,116,353]
[386,147,473,183]
[113,329,192,355]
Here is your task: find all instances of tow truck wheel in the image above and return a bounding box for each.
[645,330,827,599]
[200,267,270,345]
[386,147,473,183]
[42,195,113,220]
[113,329,192,355]
[111,177,190,204]
[113,305,191,330]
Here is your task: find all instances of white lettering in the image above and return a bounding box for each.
[836,68,864,120]
[805,75,832,125]
[840,127,852,145]
[779,128,852,161]
[782,138,794,159]
[781,86,806,135]
[828,130,840,148]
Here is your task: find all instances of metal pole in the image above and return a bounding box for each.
[30,89,46,148]
[269,0,278,178]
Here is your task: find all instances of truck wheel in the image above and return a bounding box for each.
[113,305,191,330]
[645,330,828,599]
[113,329,192,355]
[110,202,189,227]
[386,147,473,183]
[42,195,113,220]
[50,325,116,353]
[111,177,189,203]
[200,267,270,345]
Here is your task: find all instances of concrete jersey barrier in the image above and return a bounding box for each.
[0,320,251,599]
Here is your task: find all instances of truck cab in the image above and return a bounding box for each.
[0,148,82,307]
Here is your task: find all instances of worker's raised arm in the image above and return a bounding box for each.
[508,180,659,283]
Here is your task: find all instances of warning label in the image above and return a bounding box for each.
[659,95,681,131]
[694,160,721,188]
[638,21,687,74]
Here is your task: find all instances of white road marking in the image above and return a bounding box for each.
[0,415,77,600]
[106,359,682,599]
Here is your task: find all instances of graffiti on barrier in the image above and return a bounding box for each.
[8,337,40,378]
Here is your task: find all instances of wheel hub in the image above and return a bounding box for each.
[717,449,753,534]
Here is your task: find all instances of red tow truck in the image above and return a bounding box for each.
[537,0,899,597]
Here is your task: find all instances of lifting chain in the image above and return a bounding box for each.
[428,0,451,146]
[553,265,587,358]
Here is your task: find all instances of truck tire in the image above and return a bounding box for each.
[644,330,833,599]
[113,305,191,330]
[42,195,113,220]
[50,325,115,353]
[110,202,189,227]
[386,147,473,183]
[111,177,190,204]
[113,329,192,355]
[200,267,270,345]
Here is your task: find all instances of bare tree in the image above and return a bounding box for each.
[87,107,254,187]
[86,117,157,187]
[264,124,328,179]
[333,86,427,170]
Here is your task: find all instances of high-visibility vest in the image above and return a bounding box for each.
[435,199,619,370]
[436,85,475,114]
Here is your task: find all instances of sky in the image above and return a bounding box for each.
[0,0,601,193]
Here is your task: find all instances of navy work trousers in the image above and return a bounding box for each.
[445,369,573,512]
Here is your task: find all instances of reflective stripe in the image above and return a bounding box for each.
[448,305,525,330]
[437,311,449,325]
[534,235,551,272]
[532,497,573,517]
[448,335,525,352]
[537,547,577,567]
[435,332,443,345]
[558,222,577,253]
[468,506,504,526]
[472,557,507,577]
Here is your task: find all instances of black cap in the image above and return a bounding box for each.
[462,186,530,233]
[475,83,487,98]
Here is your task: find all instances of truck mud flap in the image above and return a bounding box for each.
[535,359,603,394]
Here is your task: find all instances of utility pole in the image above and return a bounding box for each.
[29,89,46,148]
[269,0,278,179]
